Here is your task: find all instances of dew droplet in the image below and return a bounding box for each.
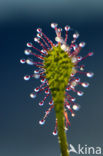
[82,82,89,88]
[73,32,79,39]
[45,90,49,94]
[49,101,53,105]
[88,52,94,56]
[24,75,30,81]
[34,74,40,79]
[30,93,36,98]
[34,70,39,74]
[86,72,94,78]
[37,28,42,33]
[41,78,46,83]
[72,104,80,111]
[79,42,85,47]
[71,113,75,117]
[64,25,70,31]
[26,59,34,65]
[39,101,44,106]
[27,42,32,47]
[24,49,32,55]
[51,23,58,28]
[34,87,39,92]
[39,119,45,125]
[77,91,84,96]
[71,97,76,102]
[52,129,57,136]
[20,59,26,64]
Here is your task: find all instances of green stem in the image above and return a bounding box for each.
[54,92,70,156]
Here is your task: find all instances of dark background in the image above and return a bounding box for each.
[0,0,103,156]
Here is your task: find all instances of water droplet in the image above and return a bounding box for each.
[51,23,58,28]
[64,25,70,31]
[20,59,26,64]
[49,101,53,105]
[24,49,32,55]
[39,101,44,106]
[72,104,80,111]
[71,113,75,117]
[58,28,62,32]
[77,56,82,61]
[41,78,46,83]
[39,119,45,125]
[77,91,84,96]
[71,97,76,102]
[71,57,77,63]
[34,70,39,74]
[34,37,39,42]
[79,42,85,47]
[34,87,39,92]
[52,129,57,136]
[27,42,32,47]
[88,52,94,56]
[45,90,49,94]
[30,93,36,98]
[75,78,80,82]
[61,44,67,51]
[24,75,30,81]
[73,32,79,39]
[26,59,34,65]
[82,82,89,88]
[37,28,42,33]
[34,74,40,79]
[86,72,94,78]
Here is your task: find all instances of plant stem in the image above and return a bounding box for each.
[54,92,70,156]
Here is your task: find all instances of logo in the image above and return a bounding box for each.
[69,144,102,155]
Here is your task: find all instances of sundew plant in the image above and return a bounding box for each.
[20,23,94,156]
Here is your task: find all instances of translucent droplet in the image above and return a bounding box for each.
[72,104,80,111]
[45,90,49,94]
[71,57,77,63]
[20,59,26,64]
[77,91,84,96]
[79,42,85,47]
[34,74,40,79]
[41,78,46,83]
[39,119,45,125]
[86,72,94,78]
[37,33,41,38]
[77,56,82,61]
[26,59,34,65]
[30,93,36,98]
[88,52,94,56]
[34,87,39,92]
[71,97,76,102]
[49,101,53,105]
[27,42,32,47]
[24,75,30,81]
[66,105,71,109]
[75,78,80,82]
[39,101,44,106]
[52,129,57,136]
[34,37,39,42]
[58,28,62,32]
[37,28,42,33]
[71,113,75,117]
[51,23,58,28]
[61,44,67,51]
[73,32,79,39]
[64,25,70,31]
[24,49,32,55]
[82,82,89,88]
[34,70,39,74]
